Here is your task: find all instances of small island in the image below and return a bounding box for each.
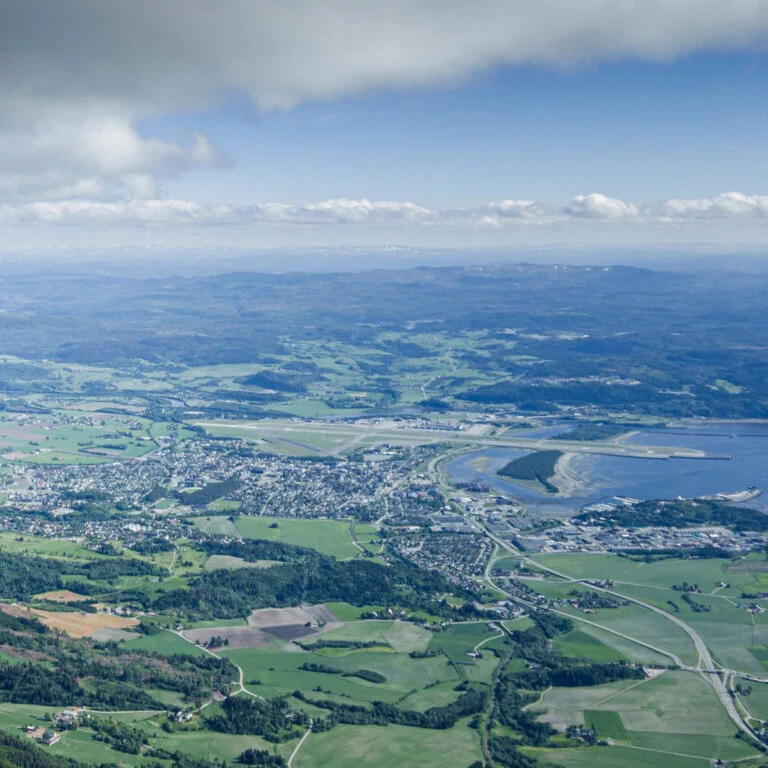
[498,450,564,493]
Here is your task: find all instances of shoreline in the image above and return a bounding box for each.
[550,452,593,498]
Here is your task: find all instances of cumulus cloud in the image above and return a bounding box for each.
[301,198,434,223]
[562,193,640,219]
[1,1,768,203]
[0,112,229,202]
[3,192,767,230]
[659,192,768,219]
[0,198,436,227]
[479,200,545,219]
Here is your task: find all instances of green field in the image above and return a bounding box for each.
[0,532,123,561]
[193,515,241,536]
[540,745,709,768]
[139,724,296,763]
[428,622,502,662]
[559,602,698,667]
[529,553,768,675]
[554,630,627,663]
[584,710,630,740]
[123,630,212,657]
[200,516,367,559]
[536,670,757,763]
[295,719,482,768]
[49,715,295,765]
[204,554,280,571]
[225,640,458,705]
[306,620,433,653]
[206,499,242,512]
[396,680,463,712]
[532,552,768,596]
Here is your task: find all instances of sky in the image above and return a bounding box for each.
[2,0,768,257]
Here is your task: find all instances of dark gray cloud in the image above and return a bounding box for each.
[1,1,768,202]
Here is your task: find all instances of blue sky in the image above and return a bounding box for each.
[153,54,768,208]
[2,1,768,254]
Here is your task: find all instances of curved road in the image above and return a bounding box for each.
[479,525,756,739]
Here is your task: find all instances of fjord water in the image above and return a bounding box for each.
[445,422,768,515]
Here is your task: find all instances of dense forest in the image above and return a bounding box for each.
[552,423,630,441]
[575,498,768,532]
[0,263,767,417]
[498,451,563,493]
[0,608,235,710]
[151,554,470,620]
[206,695,308,742]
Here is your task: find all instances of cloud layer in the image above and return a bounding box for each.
[1,1,768,203]
[3,192,768,229]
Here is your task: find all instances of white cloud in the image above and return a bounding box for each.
[300,198,434,223]
[0,112,228,202]
[660,192,768,219]
[3,192,767,230]
[479,200,545,219]
[562,193,640,219]
[1,2,768,203]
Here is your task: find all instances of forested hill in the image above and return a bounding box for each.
[0,262,766,416]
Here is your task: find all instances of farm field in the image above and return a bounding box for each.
[539,745,709,768]
[124,630,213,656]
[428,622,504,662]
[553,601,699,667]
[0,532,115,561]
[529,553,768,675]
[738,679,768,720]
[535,671,757,763]
[295,719,482,768]
[555,621,670,666]
[139,723,296,763]
[196,515,370,560]
[45,711,295,765]
[16,607,138,638]
[0,411,158,466]
[33,589,90,603]
[183,625,277,650]
[310,620,433,653]
[192,515,241,536]
[224,641,459,705]
[554,629,627,663]
[532,552,768,597]
[204,554,280,571]
[531,679,643,729]
[584,709,630,741]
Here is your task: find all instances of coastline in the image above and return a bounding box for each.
[550,452,592,498]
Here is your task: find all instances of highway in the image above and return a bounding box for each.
[479,525,757,740]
